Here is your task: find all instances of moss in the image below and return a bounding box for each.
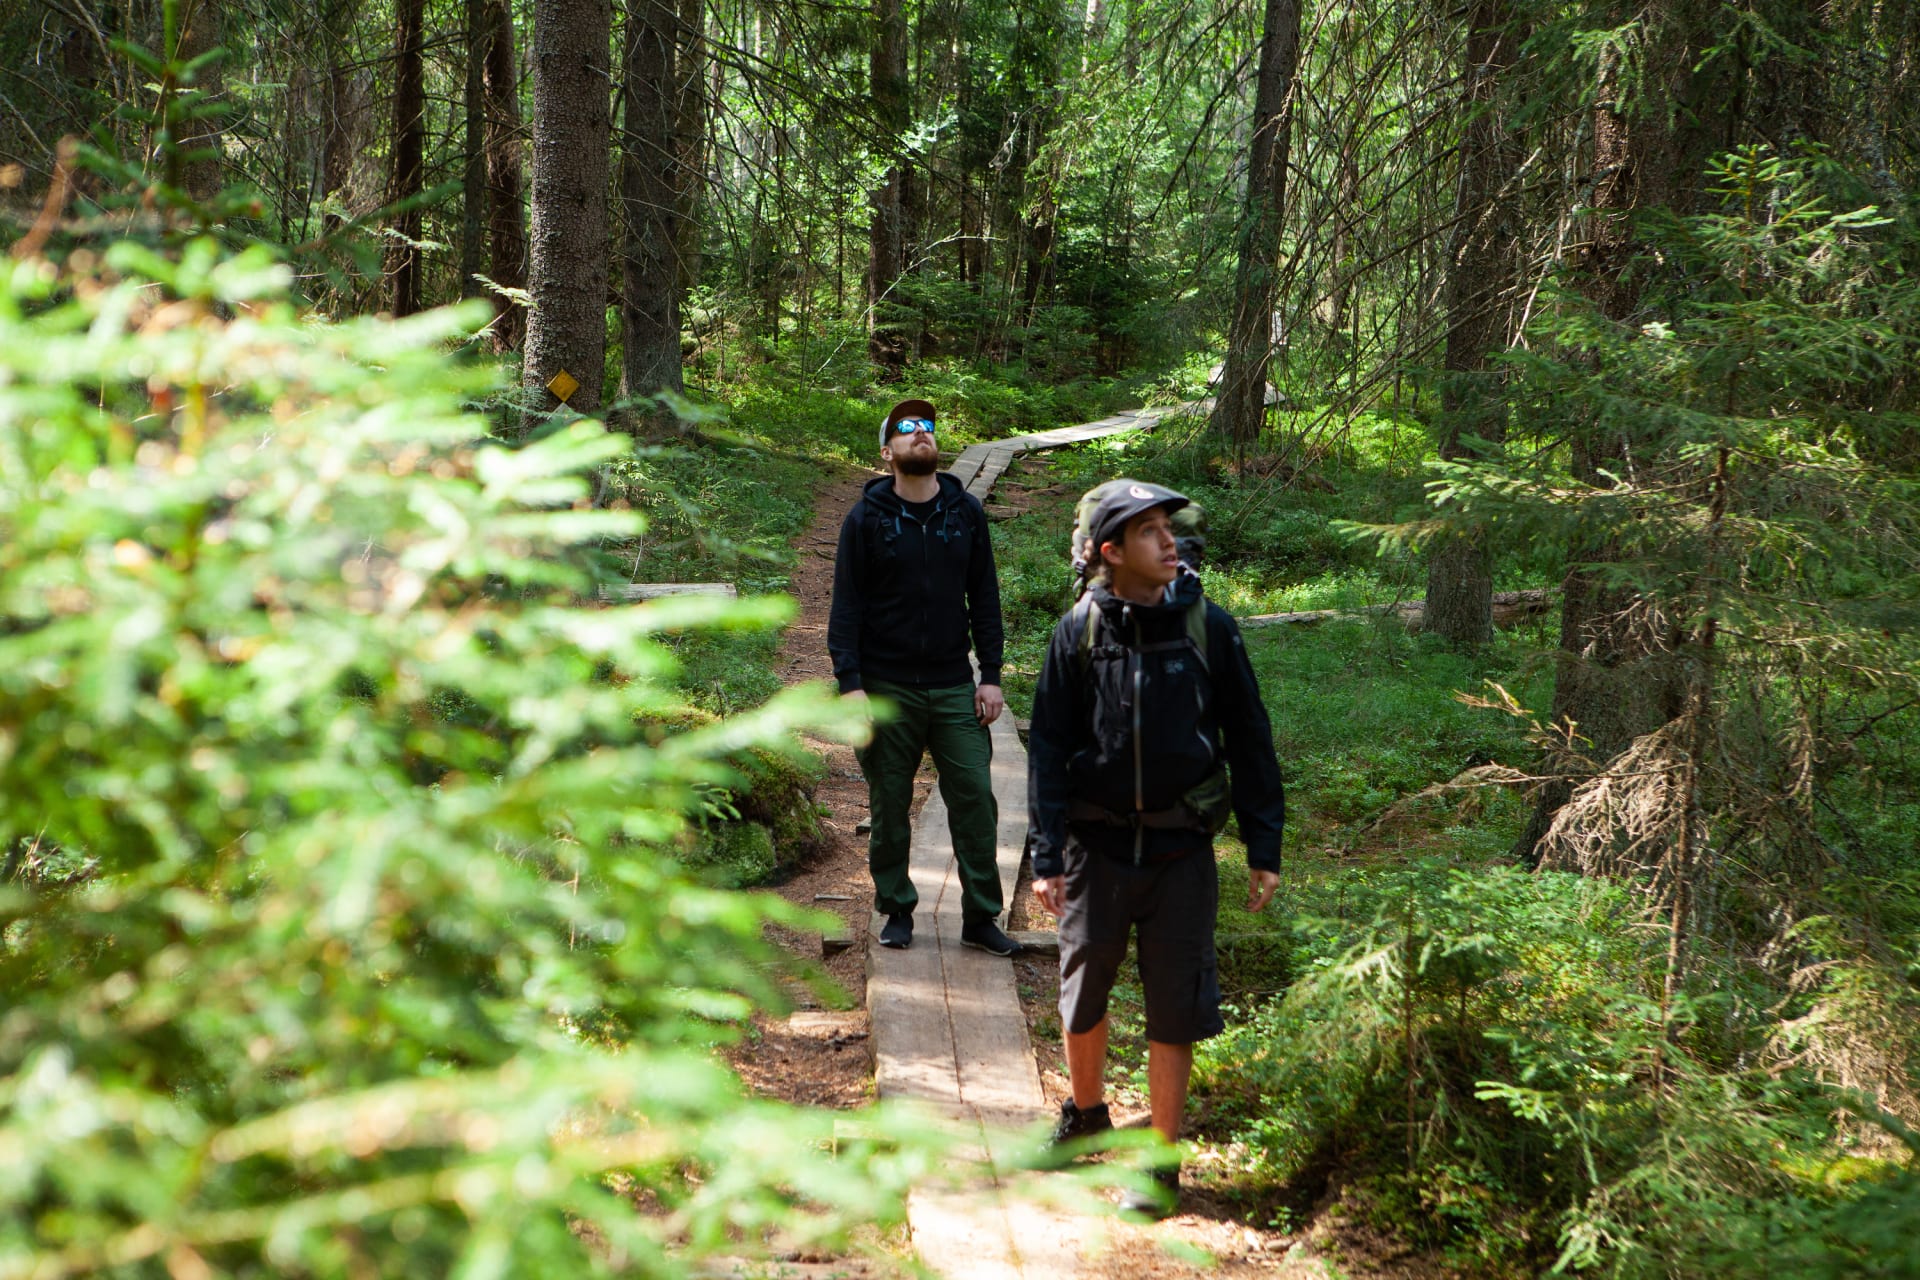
[731,744,828,870]
[641,709,828,872]
[686,820,778,887]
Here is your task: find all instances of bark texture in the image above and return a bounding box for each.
[483,0,529,351]
[175,0,224,205]
[1424,0,1520,649]
[1209,0,1301,448]
[866,0,909,375]
[523,0,612,417]
[320,0,362,235]
[673,0,707,294]
[386,0,427,315]
[461,0,487,300]
[618,0,686,422]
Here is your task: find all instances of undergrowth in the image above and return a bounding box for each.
[583,356,1917,1276]
[986,415,1919,1277]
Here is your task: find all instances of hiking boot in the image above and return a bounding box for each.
[960,919,1021,957]
[1048,1098,1113,1148]
[1118,1164,1180,1219]
[879,912,913,950]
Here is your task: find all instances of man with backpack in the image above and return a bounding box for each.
[828,398,1022,959]
[1028,479,1285,1217]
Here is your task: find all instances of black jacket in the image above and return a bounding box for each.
[1027,571,1285,878]
[828,472,1005,693]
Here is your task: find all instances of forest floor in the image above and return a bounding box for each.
[730,448,1421,1278]
[721,462,897,1114]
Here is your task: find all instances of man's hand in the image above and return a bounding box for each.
[1247,870,1279,913]
[975,683,1005,725]
[1032,875,1065,918]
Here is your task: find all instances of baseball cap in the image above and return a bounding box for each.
[879,398,938,450]
[1083,479,1191,555]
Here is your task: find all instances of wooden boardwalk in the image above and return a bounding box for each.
[944,402,1200,498]
[865,706,1097,1278]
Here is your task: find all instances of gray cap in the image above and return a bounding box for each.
[879,398,937,450]
[1084,479,1191,555]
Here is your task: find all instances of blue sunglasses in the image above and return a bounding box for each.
[891,418,936,436]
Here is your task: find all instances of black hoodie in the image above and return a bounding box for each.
[828,472,1005,694]
[1026,570,1285,878]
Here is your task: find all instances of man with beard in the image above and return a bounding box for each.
[828,398,1020,957]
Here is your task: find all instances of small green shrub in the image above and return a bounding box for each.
[1194,862,1918,1276]
[0,240,941,1275]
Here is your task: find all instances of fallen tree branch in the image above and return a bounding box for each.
[1241,588,1555,632]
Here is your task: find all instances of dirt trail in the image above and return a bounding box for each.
[723,463,879,1113]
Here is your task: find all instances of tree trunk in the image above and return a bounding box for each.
[386,0,426,315]
[175,0,223,204]
[866,0,909,376]
[618,0,686,426]
[673,0,707,295]
[1424,0,1520,649]
[523,0,612,418]
[1020,189,1057,323]
[460,0,488,300]
[52,7,103,182]
[483,0,528,351]
[1517,3,1728,861]
[1209,0,1301,449]
[320,0,361,236]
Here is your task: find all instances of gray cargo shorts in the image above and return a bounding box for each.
[1055,835,1224,1045]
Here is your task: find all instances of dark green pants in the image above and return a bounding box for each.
[858,680,1003,923]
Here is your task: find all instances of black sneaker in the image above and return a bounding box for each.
[960,919,1021,957]
[879,912,913,949]
[1048,1098,1113,1148]
[1118,1164,1180,1219]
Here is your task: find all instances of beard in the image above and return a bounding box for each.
[893,449,939,477]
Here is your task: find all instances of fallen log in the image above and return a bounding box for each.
[1241,588,1554,632]
[598,582,738,602]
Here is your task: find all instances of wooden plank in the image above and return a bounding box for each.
[598,582,738,601]
[947,453,986,488]
[946,939,1047,1117]
[786,1010,867,1039]
[867,708,1043,1113]
[966,464,998,495]
[909,1189,1023,1280]
[910,788,963,914]
[986,712,1028,918]
[998,1198,1101,1278]
[869,905,963,1109]
[1007,930,1059,958]
[912,1184,1099,1280]
[873,785,968,1111]
[966,451,1017,501]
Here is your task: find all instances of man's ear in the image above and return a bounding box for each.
[1099,539,1123,568]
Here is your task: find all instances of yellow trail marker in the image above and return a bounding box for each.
[545,368,581,404]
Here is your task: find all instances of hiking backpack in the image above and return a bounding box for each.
[1062,485,1231,838]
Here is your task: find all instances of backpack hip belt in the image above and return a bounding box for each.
[1067,794,1217,833]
